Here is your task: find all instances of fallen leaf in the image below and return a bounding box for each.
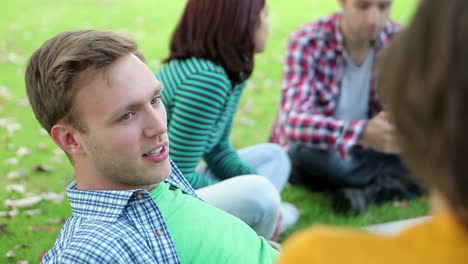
[246,82,258,90]
[38,128,48,136]
[17,147,32,156]
[5,157,19,165]
[22,31,32,40]
[41,192,64,203]
[256,71,266,78]
[0,85,12,100]
[13,244,31,250]
[47,218,66,225]
[60,179,69,186]
[0,224,14,235]
[9,23,18,32]
[9,208,20,218]
[135,16,145,26]
[16,98,29,107]
[238,116,255,126]
[32,164,54,172]
[7,169,26,180]
[0,117,15,127]
[0,209,20,218]
[7,52,24,64]
[6,184,26,193]
[28,225,56,232]
[37,143,47,150]
[7,143,17,151]
[53,149,65,156]
[7,123,22,134]
[4,245,32,262]
[6,250,16,258]
[263,78,274,86]
[401,200,409,208]
[241,99,256,114]
[24,209,41,216]
[28,225,42,232]
[16,68,25,77]
[276,55,284,64]
[5,196,42,208]
[51,156,63,164]
[5,192,65,208]
[44,226,56,232]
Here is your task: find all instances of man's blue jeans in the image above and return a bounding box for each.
[288,144,408,190]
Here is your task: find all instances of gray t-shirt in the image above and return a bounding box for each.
[335,49,375,121]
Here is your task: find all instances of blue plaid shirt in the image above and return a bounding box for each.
[42,160,199,264]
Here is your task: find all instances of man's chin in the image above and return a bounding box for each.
[153,161,172,180]
[358,36,378,47]
[368,31,381,41]
[135,160,172,188]
[138,173,171,190]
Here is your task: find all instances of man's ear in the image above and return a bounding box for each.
[50,122,85,156]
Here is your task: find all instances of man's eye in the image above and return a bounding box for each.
[357,3,370,10]
[379,3,391,10]
[151,96,162,105]
[121,112,135,121]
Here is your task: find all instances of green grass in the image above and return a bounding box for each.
[0,0,424,262]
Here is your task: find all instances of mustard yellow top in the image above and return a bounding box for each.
[277,214,468,264]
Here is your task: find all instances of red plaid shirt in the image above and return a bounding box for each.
[270,13,401,157]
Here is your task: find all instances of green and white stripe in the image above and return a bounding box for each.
[156,57,256,189]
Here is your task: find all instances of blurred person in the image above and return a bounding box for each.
[277,0,468,262]
[270,0,422,214]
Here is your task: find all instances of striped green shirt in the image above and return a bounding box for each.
[156,57,256,189]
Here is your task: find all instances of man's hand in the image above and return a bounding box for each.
[359,111,399,153]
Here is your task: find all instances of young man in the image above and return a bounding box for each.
[270,0,419,212]
[26,30,277,263]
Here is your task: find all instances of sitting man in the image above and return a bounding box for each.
[278,0,468,262]
[270,0,420,213]
[26,30,277,263]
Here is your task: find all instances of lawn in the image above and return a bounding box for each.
[0,0,424,263]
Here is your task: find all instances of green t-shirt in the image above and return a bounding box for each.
[150,181,278,264]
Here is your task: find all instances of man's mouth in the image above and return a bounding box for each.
[366,27,378,35]
[143,146,163,157]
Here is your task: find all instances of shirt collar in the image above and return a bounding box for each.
[66,160,195,223]
[331,13,346,52]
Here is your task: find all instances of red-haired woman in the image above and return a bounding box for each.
[156,0,298,241]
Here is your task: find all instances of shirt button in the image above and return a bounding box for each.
[156,229,164,236]
[136,193,145,199]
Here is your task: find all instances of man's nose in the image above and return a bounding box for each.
[366,7,380,26]
[143,106,167,138]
